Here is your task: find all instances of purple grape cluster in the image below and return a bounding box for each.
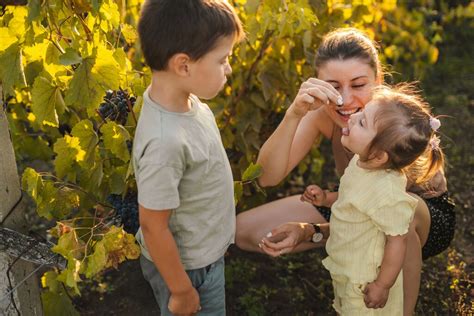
[107,191,139,234]
[98,89,136,125]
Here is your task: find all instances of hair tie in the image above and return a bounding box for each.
[430,136,440,150]
[429,117,441,131]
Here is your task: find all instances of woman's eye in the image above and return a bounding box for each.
[353,84,366,88]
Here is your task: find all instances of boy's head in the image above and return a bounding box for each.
[138,0,244,71]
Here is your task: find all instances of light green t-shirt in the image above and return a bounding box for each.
[322,155,418,284]
[133,88,235,270]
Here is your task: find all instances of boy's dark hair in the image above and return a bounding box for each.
[138,0,244,71]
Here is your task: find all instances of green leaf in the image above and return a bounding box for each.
[100,122,130,162]
[234,181,243,204]
[65,44,120,116]
[59,48,83,66]
[121,24,138,44]
[0,27,18,51]
[72,119,98,163]
[22,168,43,203]
[0,43,26,96]
[41,271,60,292]
[85,242,107,278]
[101,226,140,269]
[41,290,80,316]
[242,162,263,182]
[53,135,86,179]
[31,74,65,127]
[52,231,84,259]
[57,255,82,295]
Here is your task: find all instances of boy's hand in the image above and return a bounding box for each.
[362,280,390,309]
[168,287,200,316]
[287,78,342,119]
[300,185,328,207]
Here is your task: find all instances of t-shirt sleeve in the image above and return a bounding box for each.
[135,141,184,211]
[367,196,418,236]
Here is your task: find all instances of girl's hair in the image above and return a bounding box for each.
[364,84,444,184]
[315,28,383,82]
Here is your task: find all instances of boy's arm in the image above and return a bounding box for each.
[363,234,407,308]
[139,205,200,315]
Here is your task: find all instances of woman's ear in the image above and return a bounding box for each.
[168,53,190,76]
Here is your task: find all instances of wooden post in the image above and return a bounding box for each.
[0,84,43,315]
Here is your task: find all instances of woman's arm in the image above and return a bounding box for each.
[363,234,407,309]
[257,78,342,187]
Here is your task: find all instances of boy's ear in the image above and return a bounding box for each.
[168,53,191,76]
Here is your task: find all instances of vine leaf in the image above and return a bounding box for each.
[54,135,86,180]
[72,119,98,164]
[242,162,263,182]
[52,231,84,260]
[85,242,107,278]
[65,44,120,116]
[57,255,82,295]
[100,122,130,162]
[59,48,83,66]
[0,42,26,96]
[101,226,140,269]
[31,74,65,127]
[41,290,80,316]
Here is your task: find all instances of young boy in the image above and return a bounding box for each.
[133,1,243,315]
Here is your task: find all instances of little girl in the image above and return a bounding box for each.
[260,85,445,314]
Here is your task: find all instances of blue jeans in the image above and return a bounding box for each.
[140,255,226,316]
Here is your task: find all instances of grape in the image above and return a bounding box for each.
[97,88,136,125]
[107,191,139,234]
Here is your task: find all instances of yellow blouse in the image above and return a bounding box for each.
[322,156,418,284]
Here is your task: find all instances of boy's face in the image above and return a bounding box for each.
[341,101,379,156]
[187,35,235,100]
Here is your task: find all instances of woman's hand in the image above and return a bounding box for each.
[301,184,328,207]
[363,280,390,309]
[286,78,342,119]
[258,222,309,257]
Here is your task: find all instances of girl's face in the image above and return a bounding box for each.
[341,100,379,156]
[318,58,379,128]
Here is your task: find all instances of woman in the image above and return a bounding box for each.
[235,28,455,315]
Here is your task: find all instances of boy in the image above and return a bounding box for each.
[134,1,243,315]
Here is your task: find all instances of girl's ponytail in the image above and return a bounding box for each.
[407,118,445,185]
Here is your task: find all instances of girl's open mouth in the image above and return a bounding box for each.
[342,127,350,136]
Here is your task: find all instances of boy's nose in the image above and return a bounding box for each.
[225,63,232,75]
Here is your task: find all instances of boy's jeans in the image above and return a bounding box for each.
[140,255,226,316]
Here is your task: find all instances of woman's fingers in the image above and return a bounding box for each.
[302,78,342,105]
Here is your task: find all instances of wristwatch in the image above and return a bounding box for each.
[310,223,323,243]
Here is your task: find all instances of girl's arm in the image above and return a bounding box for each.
[363,234,408,309]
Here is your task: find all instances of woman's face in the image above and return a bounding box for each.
[318,58,379,128]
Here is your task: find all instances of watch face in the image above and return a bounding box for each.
[312,233,323,243]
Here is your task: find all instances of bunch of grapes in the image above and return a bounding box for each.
[97,89,136,125]
[107,191,139,234]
